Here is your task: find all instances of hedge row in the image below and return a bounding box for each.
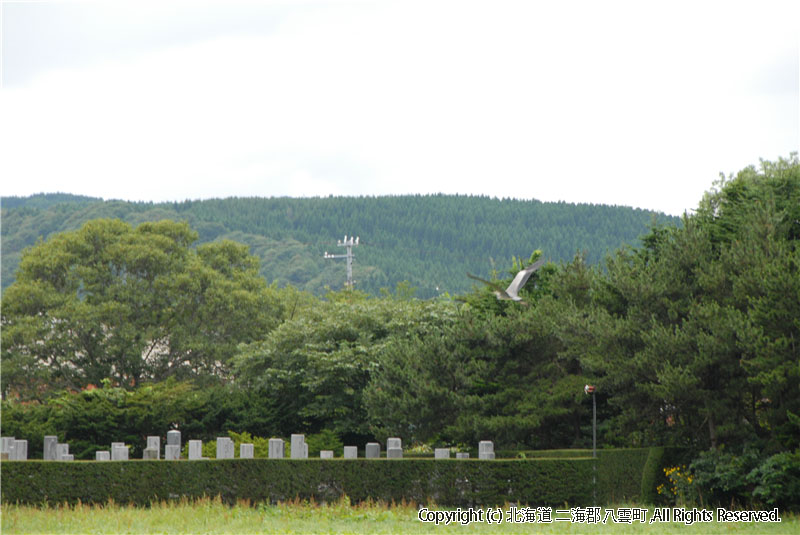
[2,459,593,507]
[496,449,594,459]
[1,448,679,507]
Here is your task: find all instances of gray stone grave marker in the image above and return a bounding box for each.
[386,437,402,459]
[216,437,234,459]
[44,436,58,461]
[290,434,306,459]
[143,448,159,460]
[96,451,111,461]
[1,437,14,460]
[268,438,284,459]
[434,448,450,459]
[478,440,495,460]
[343,446,357,459]
[188,440,203,460]
[320,450,334,459]
[165,445,181,460]
[146,436,161,459]
[456,452,469,459]
[365,442,380,459]
[167,430,181,447]
[57,443,69,460]
[13,440,28,460]
[240,443,254,458]
[112,444,129,460]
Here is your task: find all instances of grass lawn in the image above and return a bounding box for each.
[2,497,795,534]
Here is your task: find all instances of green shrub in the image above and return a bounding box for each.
[748,451,800,511]
[305,430,343,457]
[640,446,665,505]
[227,431,271,458]
[688,448,761,508]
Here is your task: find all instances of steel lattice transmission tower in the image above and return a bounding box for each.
[324,235,359,289]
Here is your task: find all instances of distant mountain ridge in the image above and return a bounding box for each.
[1,193,680,297]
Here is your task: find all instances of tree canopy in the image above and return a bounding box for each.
[1,219,283,398]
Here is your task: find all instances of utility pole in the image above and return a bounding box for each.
[324,235,359,289]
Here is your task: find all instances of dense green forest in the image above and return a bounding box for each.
[2,155,799,510]
[1,193,677,297]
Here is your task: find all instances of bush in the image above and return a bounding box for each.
[748,451,800,511]
[687,448,761,508]
[305,430,343,457]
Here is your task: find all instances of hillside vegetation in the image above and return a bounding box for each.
[3,155,798,511]
[1,194,677,297]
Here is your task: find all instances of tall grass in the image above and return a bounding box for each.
[2,496,796,534]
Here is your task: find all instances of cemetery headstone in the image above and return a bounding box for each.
[57,443,69,460]
[1,437,14,459]
[387,437,402,459]
[434,448,450,459]
[167,430,181,448]
[343,446,357,459]
[143,448,159,460]
[44,436,58,461]
[290,434,306,459]
[146,436,160,459]
[96,451,111,461]
[165,445,181,460]
[13,440,28,460]
[456,452,470,459]
[365,442,380,459]
[216,437,234,459]
[268,438,284,459]
[320,450,334,459]
[112,444,129,461]
[188,440,203,460]
[240,443,254,459]
[478,440,495,460]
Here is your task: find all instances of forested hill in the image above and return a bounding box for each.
[1,193,679,297]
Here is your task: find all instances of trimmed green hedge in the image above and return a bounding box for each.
[496,449,594,459]
[1,447,681,507]
[2,459,592,507]
[595,448,652,504]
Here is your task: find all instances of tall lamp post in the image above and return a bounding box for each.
[584,384,596,458]
[584,384,597,503]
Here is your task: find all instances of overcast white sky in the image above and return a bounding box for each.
[1,0,798,216]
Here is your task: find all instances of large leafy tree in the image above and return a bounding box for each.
[232,291,458,443]
[1,219,283,399]
[365,254,595,449]
[569,155,800,451]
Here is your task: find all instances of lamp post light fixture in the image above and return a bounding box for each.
[584,384,597,504]
[584,384,596,459]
